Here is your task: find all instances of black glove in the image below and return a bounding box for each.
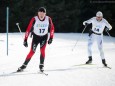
[23,39,28,47]
[89,29,93,36]
[105,27,109,32]
[85,23,88,27]
[48,38,53,44]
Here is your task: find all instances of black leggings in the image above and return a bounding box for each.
[32,33,48,52]
[23,33,48,65]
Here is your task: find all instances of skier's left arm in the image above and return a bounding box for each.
[48,17,55,44]
[104,19,112,31]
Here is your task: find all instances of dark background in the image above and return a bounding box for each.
[0,0,115,36]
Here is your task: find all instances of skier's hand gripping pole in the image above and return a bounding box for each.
[105,28,114,44]
[72,25,87,51]
[48,38,53,45]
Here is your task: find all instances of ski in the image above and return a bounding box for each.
[0,71,48,77]
[0,71,18,77]
[103,66,112,69]
[38,71,48,76]
[73,64,96,67]
[72,64,112,69]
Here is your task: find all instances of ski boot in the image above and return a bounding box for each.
[17,64,27,72]
[86,56,92,64]
[39,64,44,72]
[102,59,107,67]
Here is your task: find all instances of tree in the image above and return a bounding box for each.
[0,0,115,36]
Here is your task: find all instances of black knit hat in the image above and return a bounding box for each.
[38,7,46,13]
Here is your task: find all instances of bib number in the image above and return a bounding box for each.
[94,28,99,32]
[39,29,45,33]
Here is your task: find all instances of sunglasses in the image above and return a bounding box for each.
[97,17,102,18]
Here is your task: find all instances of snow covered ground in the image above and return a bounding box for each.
[0,33,115,86]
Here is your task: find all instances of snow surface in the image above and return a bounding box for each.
[0,33,115,86]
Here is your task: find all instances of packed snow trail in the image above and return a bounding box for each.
[0,33,115,86]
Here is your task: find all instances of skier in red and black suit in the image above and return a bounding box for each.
[17,7,55,72]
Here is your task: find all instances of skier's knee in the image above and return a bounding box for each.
[32,44,37,52]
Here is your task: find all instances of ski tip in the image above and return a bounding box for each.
[38,72,48,76]
[45,73,48,76]
[106,66,112,69]
[103,66,112,69]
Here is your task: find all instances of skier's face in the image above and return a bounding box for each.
[38,12,46,20]
[96,16,102,21]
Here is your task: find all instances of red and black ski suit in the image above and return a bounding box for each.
[23,16,54,66]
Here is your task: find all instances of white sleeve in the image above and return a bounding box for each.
[103,18,112,30]
[83,17,94,25]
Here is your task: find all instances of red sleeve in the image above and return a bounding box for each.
[49,17,55,39]
[24,17,35,40]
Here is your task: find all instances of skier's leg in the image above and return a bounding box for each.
[39,43,47,72]
[97,35,105,59]
[97,35,107,66]
[17,34,40,72]
[17,48,35,72]
[39,35,48,72]
[23,45,36,65]
[88,34,94,57]
[86,34,94,64]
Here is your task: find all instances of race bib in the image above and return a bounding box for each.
[33,16,49,36]
[94,25,102,33]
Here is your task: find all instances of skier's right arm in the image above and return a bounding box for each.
[24,17,35,40]
[23,17,35,47]
[83,17,94,26]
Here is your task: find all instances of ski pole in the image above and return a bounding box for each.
[106,30,111,37]
[16,23,24,39]
[105,30,114,44]
[72,26,87,51]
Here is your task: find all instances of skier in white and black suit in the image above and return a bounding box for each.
[83,11,112,67]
